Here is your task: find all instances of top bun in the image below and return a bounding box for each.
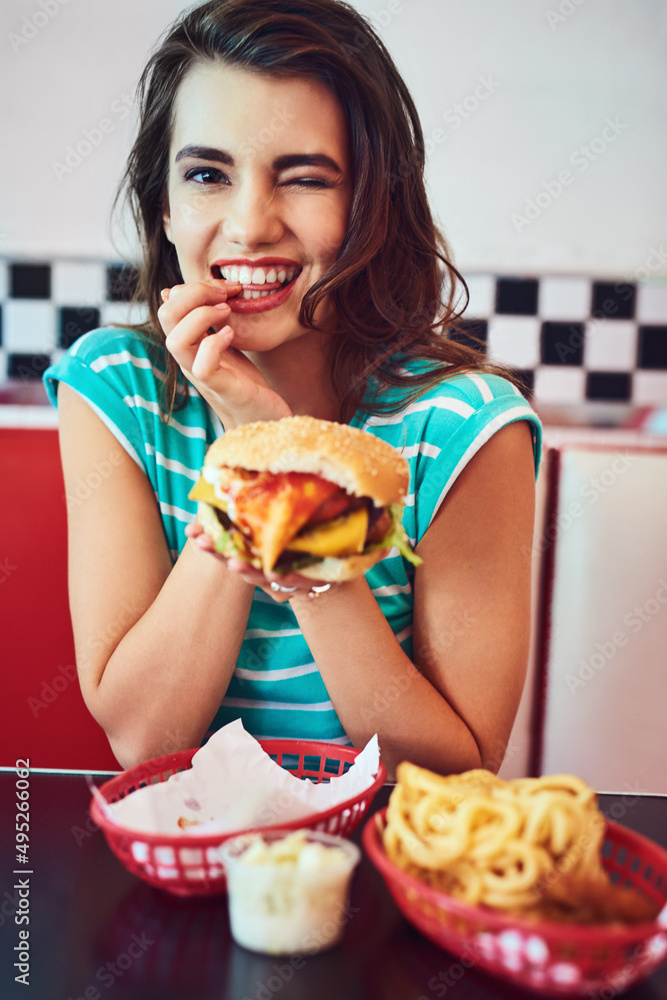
[203,415,409,507]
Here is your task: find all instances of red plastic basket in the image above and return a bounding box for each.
[363,808,667,998]
[90,739,386,897]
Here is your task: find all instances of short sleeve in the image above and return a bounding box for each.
[410,373,542,544]
[43,327,164,473]
[354,370,542,549]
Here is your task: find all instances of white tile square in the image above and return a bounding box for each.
[0,259,8,301]
[99,302,149,329]
[636,284,667,324]
[538,277,591,320]
[461,274,496,318]
[0,350,7,382]
[533,366,586,404]
[52,260,106,307]
[486,315,541,368]
[3,300,57,353]
[583,320,638,371]
[632,371,667,405]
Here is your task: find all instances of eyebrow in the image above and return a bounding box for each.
[175,145,343,174]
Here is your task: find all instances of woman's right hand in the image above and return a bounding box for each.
[158,281,293,429]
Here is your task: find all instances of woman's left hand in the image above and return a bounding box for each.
[185,523,334,602]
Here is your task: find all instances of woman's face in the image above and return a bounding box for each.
[163,60,353,351]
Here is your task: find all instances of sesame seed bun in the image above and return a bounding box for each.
[203,415,409,506]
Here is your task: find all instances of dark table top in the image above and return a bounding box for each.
[1,772,666,1000]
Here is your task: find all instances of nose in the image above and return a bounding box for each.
[221,177,284,249]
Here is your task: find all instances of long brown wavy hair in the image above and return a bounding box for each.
[115,0,512,422]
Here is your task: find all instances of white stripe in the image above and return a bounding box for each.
[427,406,537,529]
[223,697,335,712]
[245,628,303,639]
[400,441,441,460]
[371,582,412,597]
[251,733,352,745]
[160,502,194,524]
[122,395,207,438]
[234,662,319,682]
[465,373,494,404]
[145,443,199,480]
[361,396,474,429]
[395,625,413,643]
[91,350,164,378]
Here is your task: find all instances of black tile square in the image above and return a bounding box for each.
[591,281,636,320]
[10,263,51,299]
[541,321,584,366]
[585,372,632,402]
[507,368,534,399]
[107,264,140,302]
[7,353,52,380]
[59,307,101,349]
[495,278,538,316]
[638,325,667,370]
[449,318,487,353]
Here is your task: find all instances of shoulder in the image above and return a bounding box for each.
[358,368,541,471]
[58,326,164,372]
[43,327,168,408]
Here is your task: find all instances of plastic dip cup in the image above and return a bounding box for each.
[218,828,361,955]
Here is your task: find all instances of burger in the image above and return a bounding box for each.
[188,415,422,581]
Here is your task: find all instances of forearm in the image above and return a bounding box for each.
[83,540,254,767]
[290,580,483,780]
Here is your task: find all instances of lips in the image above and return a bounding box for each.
[210,258,303,313]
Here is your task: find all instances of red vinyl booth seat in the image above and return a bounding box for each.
[1,427,120,771]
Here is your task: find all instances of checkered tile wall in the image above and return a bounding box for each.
[1,260,666,405]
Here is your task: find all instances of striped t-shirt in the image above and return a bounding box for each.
[44,327,542,745]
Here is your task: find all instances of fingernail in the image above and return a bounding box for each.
[215,301,231,310]
[160,288,171,302]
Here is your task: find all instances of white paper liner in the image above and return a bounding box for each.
[109,719,380,837]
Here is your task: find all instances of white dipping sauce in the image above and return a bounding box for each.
[219,829,360,955]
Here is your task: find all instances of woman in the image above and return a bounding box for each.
[44,0,541,776]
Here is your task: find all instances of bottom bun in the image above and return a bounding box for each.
[295,551,385,582]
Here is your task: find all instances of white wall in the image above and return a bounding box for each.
[1,0,666,278]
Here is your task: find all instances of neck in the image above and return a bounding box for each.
[244,333,343,422]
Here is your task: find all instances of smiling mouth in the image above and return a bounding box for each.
[211,263,302,300]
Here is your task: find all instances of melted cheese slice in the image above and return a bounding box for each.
[286,507,369,557]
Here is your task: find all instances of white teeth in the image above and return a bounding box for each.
[218,264,300,286]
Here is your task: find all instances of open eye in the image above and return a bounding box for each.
[185,167,228,185]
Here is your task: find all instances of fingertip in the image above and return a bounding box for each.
[160,288,171,302]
